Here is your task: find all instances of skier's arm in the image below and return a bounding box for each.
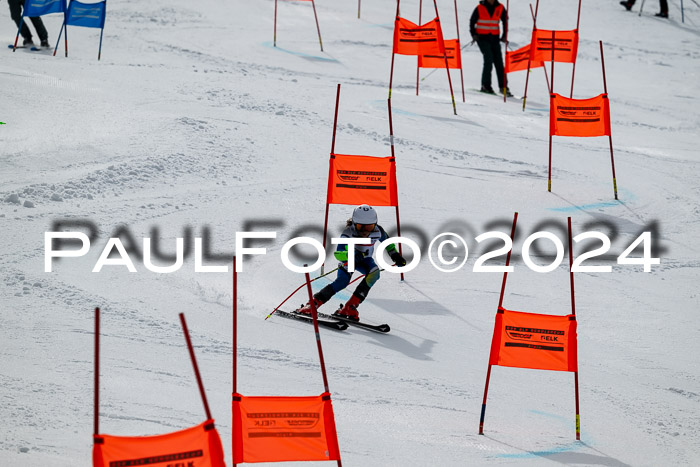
[378,227,407,267]
[334,244,349,262]
[469,7,479,41]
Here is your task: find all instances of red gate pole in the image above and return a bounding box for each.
[548,30,555,192]
[433,0,457,115]
[570,0,582,98]
[12,16,24,51]
[311,0,324,51]
[322,84,342,274]
[568,217,581,440]
[304,270,343,467]
[454,0,465,102]
[232,257,239,467]
[522,0,539,111]
[503,0,509,102]
[528,2,550,92]
[233,256,237,396]
[543,65,550,93]
[94,307,100,436]
[274,0,278,47]
[600,41,618,200]
[305,270,330,392]
[387,98,404,282]
[479,212,518,434]
[416,0,422,96]
[497,212,518,309]
[389,0,401,99]
[180,313,213,421]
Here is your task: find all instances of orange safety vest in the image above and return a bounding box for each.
[475,3,503,35]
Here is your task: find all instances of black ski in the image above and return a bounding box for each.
[274,309,348,331]
[320,311,390,333]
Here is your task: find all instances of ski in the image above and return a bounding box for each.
[274,309,348,331]
[320,311,391,333]
[8,44,50,52]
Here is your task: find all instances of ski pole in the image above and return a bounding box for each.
[424,41,471,82]
[420,44,469,82]
[421,67,440,82]
[266,267,339,320]
[266,265,394,319]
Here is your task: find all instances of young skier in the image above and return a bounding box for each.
[298,204,406,321]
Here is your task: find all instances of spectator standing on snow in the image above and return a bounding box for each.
[470,0,512,96]
[620,0,669,18]
[7,0,50,47]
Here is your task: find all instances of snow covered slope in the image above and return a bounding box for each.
[1,0,699,465]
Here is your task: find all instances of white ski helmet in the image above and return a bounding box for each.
[352,204,377,226]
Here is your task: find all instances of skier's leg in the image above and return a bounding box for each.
[337,259,379,319]
[298,267,351,313]
[29,16,48,43]
[478,38,495,91]
[493,39,506,91]
[328,266,352,294]
[352,259,380,302]
[9,0,32,42]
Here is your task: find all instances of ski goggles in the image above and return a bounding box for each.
[355,223,376,232]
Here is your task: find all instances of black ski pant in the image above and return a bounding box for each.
[476,35,505,90]
[8,0,49,42]
[625,0,668,14]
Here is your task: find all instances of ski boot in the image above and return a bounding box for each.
[297,296,324,316]
[334,295,361,321]
[500,87,514,98]
[620,1,633,11]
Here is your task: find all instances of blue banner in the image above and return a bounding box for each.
[67,1,106,29]
[23,0,66,17]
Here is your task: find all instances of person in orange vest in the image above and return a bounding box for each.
[470,0,511,96]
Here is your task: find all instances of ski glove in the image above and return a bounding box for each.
[390,251,406,267]
[334,248,348,262]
